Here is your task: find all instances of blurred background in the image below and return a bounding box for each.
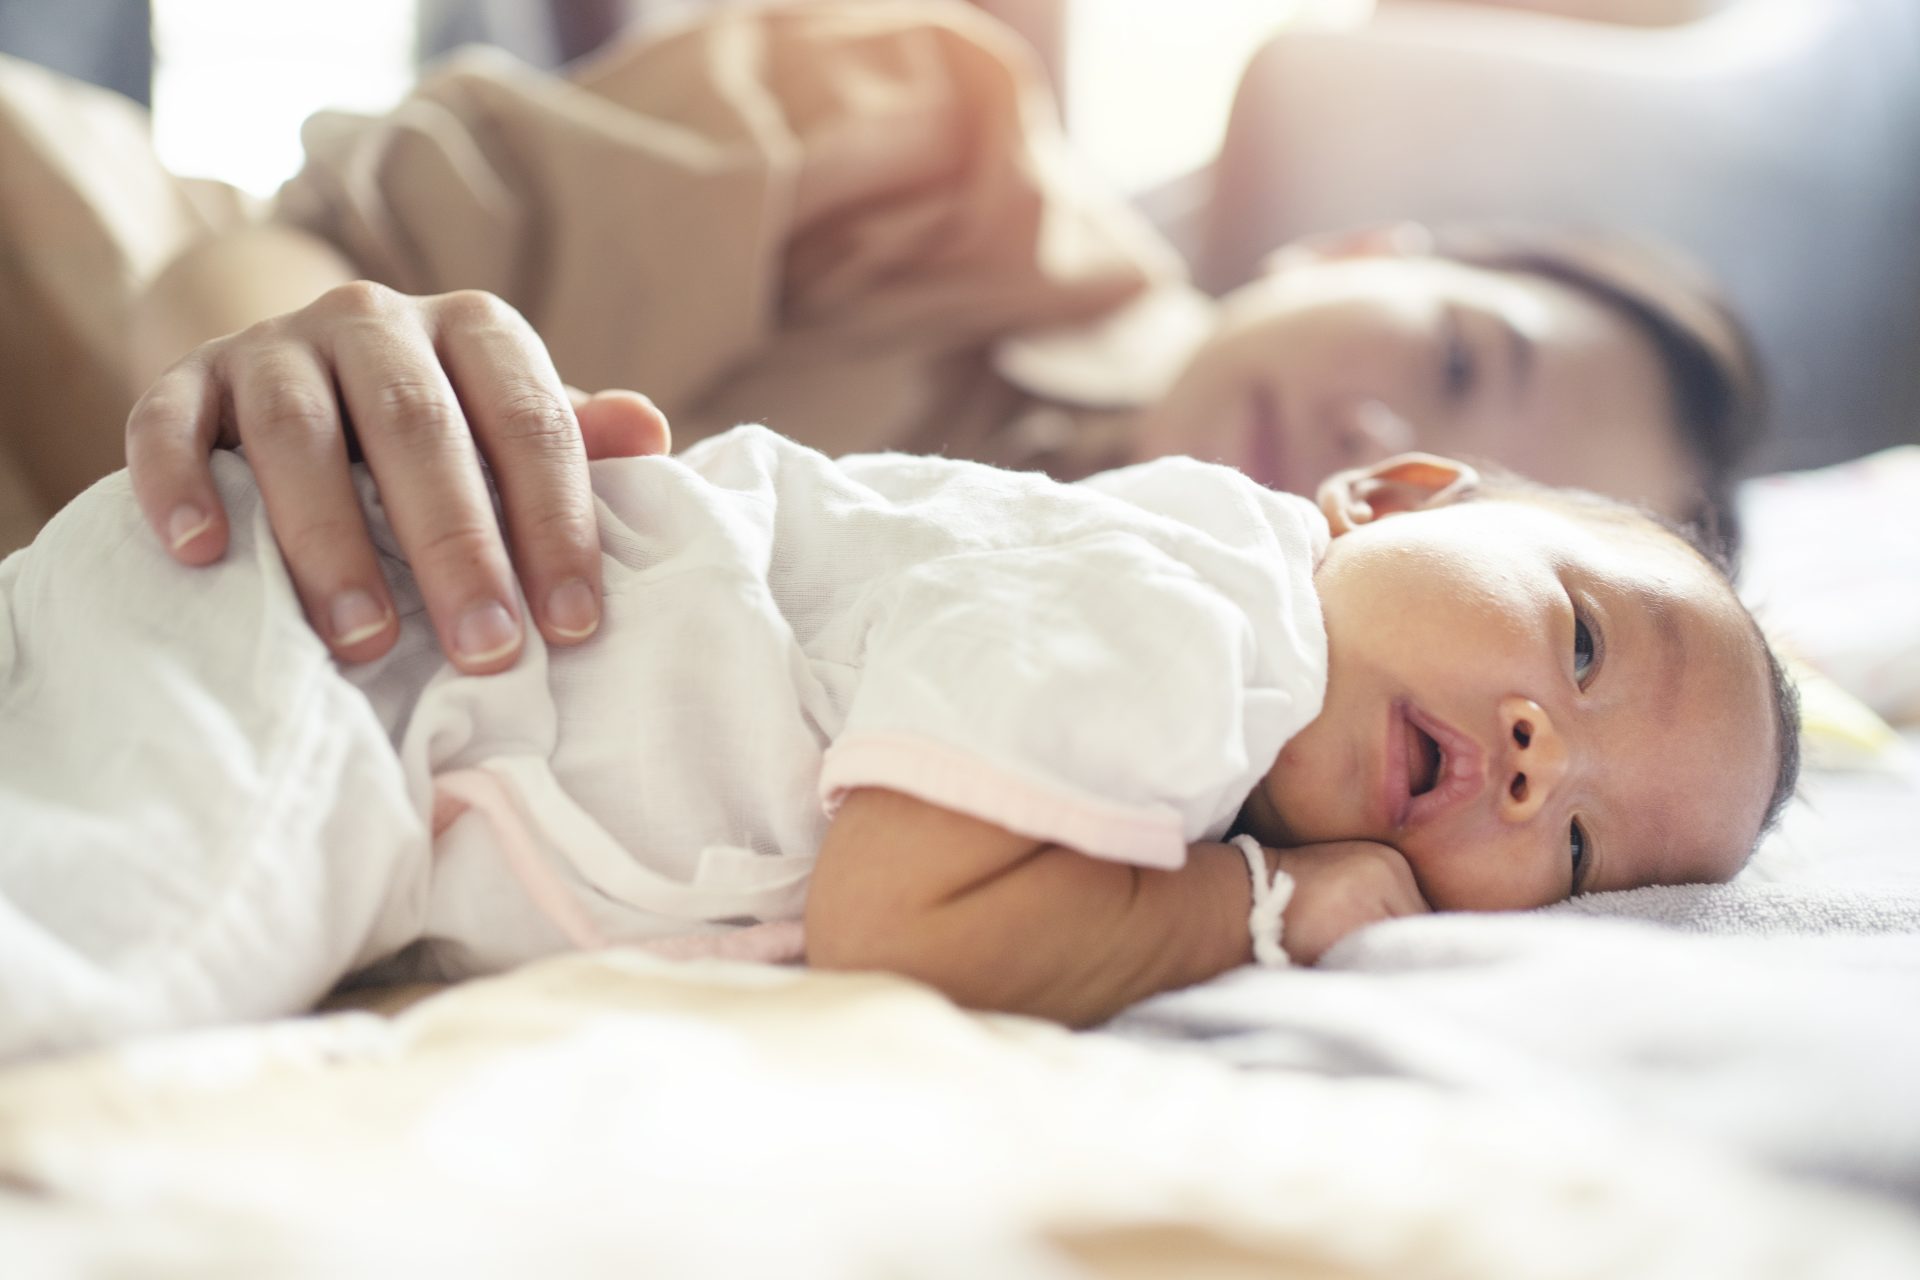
[3,0,1917,473]
[4,0,1355,200]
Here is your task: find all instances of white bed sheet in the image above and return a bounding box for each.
[1112,735,1920,1200]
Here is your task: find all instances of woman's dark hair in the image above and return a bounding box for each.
[1432,226,1767,561]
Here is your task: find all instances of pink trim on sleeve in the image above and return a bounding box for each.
[432,771,807,967]
[819,732,1189,869]
[433,768,610,951]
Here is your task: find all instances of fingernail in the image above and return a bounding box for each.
[455,601,521,665]
[168,504,212,551]
[329,589,391,647]
[545,578,598,640]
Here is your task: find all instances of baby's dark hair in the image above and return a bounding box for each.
[1458,466,1802,849]
[1432,226,1766,561]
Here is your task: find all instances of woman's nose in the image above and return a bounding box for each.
[1497,696,1567,823]
[1336,398,1415,464]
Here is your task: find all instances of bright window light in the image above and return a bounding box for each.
[152,0,418,197]
[1065,0,1370,193]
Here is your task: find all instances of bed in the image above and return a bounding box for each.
[3,456,1917,1277]
[3,4,1919,1276]
[2,761,1919,1276]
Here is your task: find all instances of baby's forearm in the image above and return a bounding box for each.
[807,789,1262,1027]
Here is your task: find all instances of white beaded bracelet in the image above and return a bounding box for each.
[1231,834,1293,968]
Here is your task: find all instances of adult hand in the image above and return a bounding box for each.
[125,282,671,673]
[1269,840,1430,965]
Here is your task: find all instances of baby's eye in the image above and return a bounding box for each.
[1568,818,1589,893]
[1572,615,1596,684]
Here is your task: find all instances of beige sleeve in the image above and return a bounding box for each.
[273,1,1182,457]
[0,53,256,527]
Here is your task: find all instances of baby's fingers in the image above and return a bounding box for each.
[125,356,231,566]
[1272,841,1428,965]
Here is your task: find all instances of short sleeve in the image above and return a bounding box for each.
[818,531,1314,869]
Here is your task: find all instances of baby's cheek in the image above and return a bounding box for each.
[1254,744,1342,847]
[1403,832,1563,913]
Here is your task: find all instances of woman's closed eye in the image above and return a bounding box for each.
[1440,306,1477,399]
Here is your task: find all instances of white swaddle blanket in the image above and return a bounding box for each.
[0,427,1329,1061]
[0,460,425,1058]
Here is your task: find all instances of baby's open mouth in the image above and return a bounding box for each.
[1407,722,1443,798]
[1392,702,1489,829]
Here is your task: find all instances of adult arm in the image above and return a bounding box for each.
[125,230,663,672]
[123,3,1163,669]
[806,788,1429,1027]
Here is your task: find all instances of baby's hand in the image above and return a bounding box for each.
[1268,841,1431,964]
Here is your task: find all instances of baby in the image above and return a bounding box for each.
[0,423,1798,1057]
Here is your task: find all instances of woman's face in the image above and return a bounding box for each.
[1129,248,1701,516]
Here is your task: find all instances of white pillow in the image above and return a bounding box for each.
[1739,445,1920,726]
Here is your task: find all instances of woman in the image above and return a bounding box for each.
[111,1,1759,675]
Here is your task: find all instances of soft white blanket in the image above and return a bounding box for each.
[1112,750,1920,1204]
[3,952,1917,1279]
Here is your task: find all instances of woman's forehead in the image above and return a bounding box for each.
[1434,267,1697,513]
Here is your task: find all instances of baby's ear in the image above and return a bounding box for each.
[1318,453,1479,535]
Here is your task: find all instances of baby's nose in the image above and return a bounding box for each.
[1496,696,1567,824]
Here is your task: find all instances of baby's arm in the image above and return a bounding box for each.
[806,789,1430,1026]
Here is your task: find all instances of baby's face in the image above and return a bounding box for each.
[1238,497,1777,911]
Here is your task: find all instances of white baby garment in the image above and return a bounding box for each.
[0,426,1327,1058]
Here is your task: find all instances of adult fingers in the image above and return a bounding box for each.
[228,344,398,662]
[330,297,525,674]
[125,353,232,566]
[434,293,605,648]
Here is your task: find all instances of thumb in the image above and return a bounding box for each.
[570,389,673,460]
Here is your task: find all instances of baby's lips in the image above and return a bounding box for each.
[1403,702,1486,827]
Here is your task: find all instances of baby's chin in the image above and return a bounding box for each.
[1232,783,1376,855]
[1230,787,1292,850]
